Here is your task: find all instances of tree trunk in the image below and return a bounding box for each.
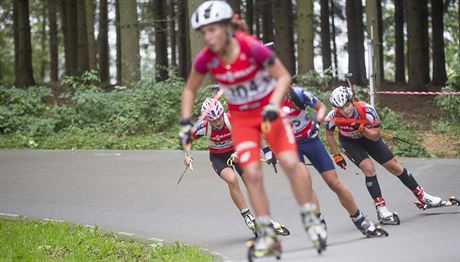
[41,2,47,81]
[169,0,177,70]
[420,0,430,84]
[320,0,332,72]
[177,0,188,78]
[99,0,110,86]
[64,0,78,76]
[377,0,384,81]
[405,0,426,89]
[346,0,367,85]
[116,0,121,83]
[331,0,338,75]
[272,0,295,75]
[13,0,36,87]
[259,0,273,43]
[296,0,314,74]
[254,0,260,38]
[76,0,89,75]
[153,0,169,81]
[394,0,405,83]
[431,0,447,86]
[119,0,141,86]
[187,0,202,70]
[227,0,240,14]
[49,0,58,82]
[85,0,97,70]
[246,0,253,34]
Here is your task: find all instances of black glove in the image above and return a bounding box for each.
[307,121,320,139]
[178,118,193,148]
[261,103,279,122]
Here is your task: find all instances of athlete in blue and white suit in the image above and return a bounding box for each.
[281,86,385,237]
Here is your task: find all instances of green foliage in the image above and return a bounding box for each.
[0,218,213,261]
[1,71,188,137]
[433,52,460,135]
[378,107,429,157]
[0,71,217,149]
[294,69,335,91]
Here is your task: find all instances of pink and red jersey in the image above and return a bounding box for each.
[192,113,234,154]
[193,32,276,112]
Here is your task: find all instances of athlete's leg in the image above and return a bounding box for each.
[320,169,358,214]
[220,167,248,210]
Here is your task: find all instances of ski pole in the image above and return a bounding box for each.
[259,159,313,166]
[177,143,193,186]
[379,130,416,145]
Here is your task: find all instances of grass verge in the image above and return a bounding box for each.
[0,218,214,262]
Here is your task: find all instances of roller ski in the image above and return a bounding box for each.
[351,210,389,238]
[412,186,451,210]
[301,204,327,254]
[271,219,290,236]
[247,221,281,262]
[375,197,400,225]
[415,196,459,210]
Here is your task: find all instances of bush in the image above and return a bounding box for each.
[434,49,460,135]
[0,85,56,136]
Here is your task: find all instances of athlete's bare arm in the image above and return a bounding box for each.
[312,100,327,122]
[360,126,380,141]
[325,129,340,155]
[266,58,292,105]
[181,68,206,119]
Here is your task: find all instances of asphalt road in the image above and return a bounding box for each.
[1,150,459,262]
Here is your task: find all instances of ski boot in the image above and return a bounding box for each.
[247,219,281,262]
[270,218,290,236]
[241,208,257,237]
[375,197,400,225]
[301,203,327,254]
[413,186,445,210]
[351,210,389,238]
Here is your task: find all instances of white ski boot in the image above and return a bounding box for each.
[413,186,442,208]
[351,210,389,238]
[301,203,327,254]
[374,197,400,225]
[241,208,256,235]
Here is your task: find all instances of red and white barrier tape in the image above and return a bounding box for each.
[374,91,460,95]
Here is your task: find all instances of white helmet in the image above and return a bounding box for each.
[191,1,234,30]
[330,86,353,108]
[201,97,224,120]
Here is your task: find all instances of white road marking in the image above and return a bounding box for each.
[0,213,21,219]
[44,218,65,223]
[117,231,135,237]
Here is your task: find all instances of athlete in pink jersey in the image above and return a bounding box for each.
[178,1,326,257]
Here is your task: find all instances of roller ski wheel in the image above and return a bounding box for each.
[273,223,290,236]
[415,196,460,210]
[313,234,327,254]
[246,239,281,262]
[378,212,400,225]
[364,224,389,238]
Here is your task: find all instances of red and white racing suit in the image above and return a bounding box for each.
[193,32,296,167]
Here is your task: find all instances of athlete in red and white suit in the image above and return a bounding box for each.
[178,1,326,254]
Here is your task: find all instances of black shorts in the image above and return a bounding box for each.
[210,150,244,176]
[339,136,394,166]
